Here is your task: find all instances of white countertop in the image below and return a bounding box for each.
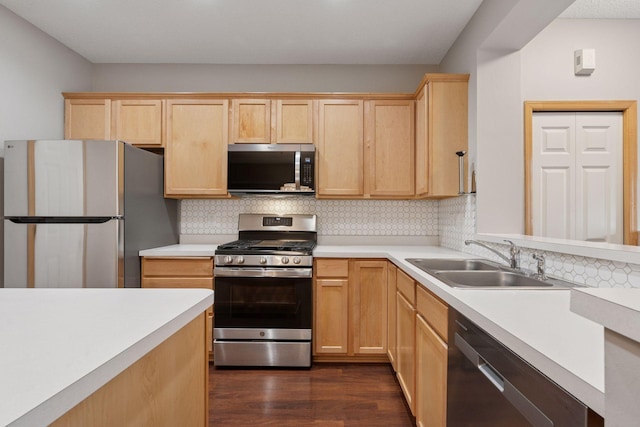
[139,243,605,415]
[139,243,218,257]
[0,288,214,427]
[571,288,640,342]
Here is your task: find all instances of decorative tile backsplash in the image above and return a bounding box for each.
[181,195,640,288]
[438,195,640,288]
[438,195,476,252]
[181,198,439,236]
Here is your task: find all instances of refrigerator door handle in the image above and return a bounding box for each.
[7,217,119,224]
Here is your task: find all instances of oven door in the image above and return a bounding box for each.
[214,268,312,331]
[213,268,313,367]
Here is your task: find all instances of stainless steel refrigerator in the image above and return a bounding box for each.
[4,140,178,288]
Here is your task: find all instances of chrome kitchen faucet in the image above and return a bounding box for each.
[464,239,521,270]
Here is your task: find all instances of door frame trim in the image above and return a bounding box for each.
[524,100,638,245]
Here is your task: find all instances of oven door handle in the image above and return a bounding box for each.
[214,267,312,278]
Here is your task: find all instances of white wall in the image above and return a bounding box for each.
[0,6,93,145]
[521,20,640,101]
[0,6,92,287]
[517,19,640,234]
[91,64,437,93]
[439,0,577,235]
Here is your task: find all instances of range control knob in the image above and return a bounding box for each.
[236,256,245,264]
[281,257,290,265]
[224,256,233,265]
[293,256,301,265]
[259,257,268,265]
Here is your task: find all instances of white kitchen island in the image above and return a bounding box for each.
[0,288,214,427]
[571,288,640,427]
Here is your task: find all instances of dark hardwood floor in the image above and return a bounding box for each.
[208,363,415,426]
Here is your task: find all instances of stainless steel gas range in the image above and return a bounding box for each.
[213,213,316,368]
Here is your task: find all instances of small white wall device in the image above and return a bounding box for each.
[574,49,595,75]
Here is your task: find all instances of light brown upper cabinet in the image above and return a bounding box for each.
[64,98,111,140]
[274,99,314,144]
[365,100,415,197]
[112,99,163,147]
[230,98,314,144]
[230,99,271,143]
[415,74,469,198]
[317,99,365,197]
[62,73,468,200]
[165,99,229,198]
[65,97,163,147]
[317,99,415,199]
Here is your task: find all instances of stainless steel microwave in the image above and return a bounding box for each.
[227,144,315,196]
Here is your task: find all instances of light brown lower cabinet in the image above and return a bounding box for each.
[396,279,416,414]
[393,267,449,423]
[51,313,208,427]
[141,257,215,359]
[415,310,448,427]
[315,261,350,355]
[313,258,388,361]
[387,263,398,370]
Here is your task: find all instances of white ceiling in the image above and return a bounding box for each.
[559,0,640,18]
[0,0,638,65]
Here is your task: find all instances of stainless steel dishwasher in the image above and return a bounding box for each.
[447,309,603,427]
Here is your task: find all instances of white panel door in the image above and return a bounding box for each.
[575,113,623,243]
[532,112,623,243]
[532,113,575,239]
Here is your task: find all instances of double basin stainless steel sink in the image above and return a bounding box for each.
[405,258,575,289]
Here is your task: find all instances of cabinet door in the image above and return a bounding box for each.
[275,99,314,144]
[415,86,429,196]
[141,257,214,359]
[314,278,349,354]
[350,260,388,355]
[317,100,364,196]
[64,99,111,140]
[415,77,468,198]
[387,263,398,370]
[416,314,447,427]
[165,99,229,197]
[429,80,469,197]
[231,99,271,143]
[112,99,163,146]
[365,100,415,197]
[397,290,416,414]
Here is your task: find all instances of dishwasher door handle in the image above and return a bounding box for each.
[478,361,505,392]
[454,333,554,427]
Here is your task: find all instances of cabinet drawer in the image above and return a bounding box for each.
[396,269,416,305]
[141,277,214,289]
[416,286,448,343]
[142,257,213,277]
[315,259,349,277]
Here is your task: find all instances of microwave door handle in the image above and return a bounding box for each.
[294,150,301,190]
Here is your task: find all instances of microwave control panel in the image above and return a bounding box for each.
[301,155,314,187]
